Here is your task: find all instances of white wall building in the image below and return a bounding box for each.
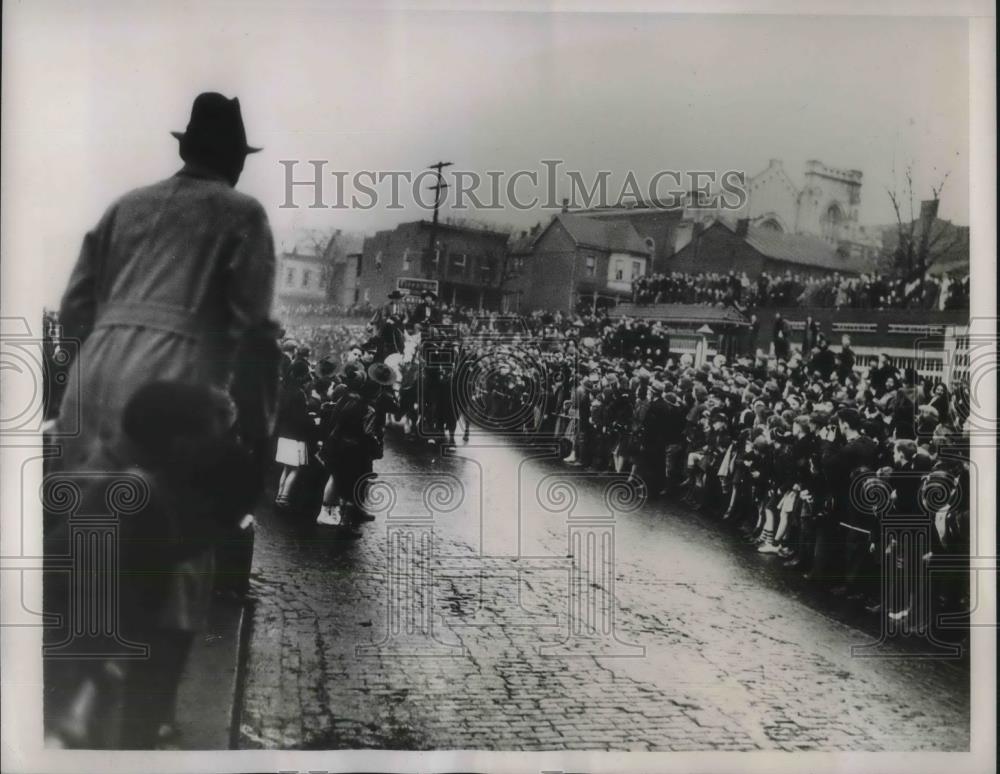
[673,159,882,262]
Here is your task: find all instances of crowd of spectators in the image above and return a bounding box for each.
[632,270,970,311]
[274,301,374,320]
[277,301,971,635]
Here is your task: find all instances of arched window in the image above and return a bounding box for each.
[759,218,783,232]
[821,204,844,242]
[644,236,655,255]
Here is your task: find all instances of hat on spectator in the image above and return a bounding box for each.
[342,361,367,389]
[367,362,397,387]
[288,358,311,383]
[387,290,404,300]
[664,392,682,407]
[836,407,863,429]
[810,410,829,427]
[772,427,792,443]
[171,92,262,156]
[651,379,666,393]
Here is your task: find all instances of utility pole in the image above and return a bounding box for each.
[426,161,453,279]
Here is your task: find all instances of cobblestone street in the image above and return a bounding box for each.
[238,432,970,751]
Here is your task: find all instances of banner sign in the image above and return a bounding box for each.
[397,277,439,295]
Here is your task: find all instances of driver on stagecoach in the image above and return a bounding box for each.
[408,289,441,327]
[369,290,406,361]
[371,289,406,326]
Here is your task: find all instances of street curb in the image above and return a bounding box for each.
[174,595,250,749]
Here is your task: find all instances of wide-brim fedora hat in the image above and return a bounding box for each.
[171,92,262,155]
[367,362,397,387]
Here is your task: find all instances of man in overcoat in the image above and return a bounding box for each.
[55,93,279,470]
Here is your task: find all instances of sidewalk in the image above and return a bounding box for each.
[173,594,251,749]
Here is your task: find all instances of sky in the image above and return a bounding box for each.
[3,2,972,307]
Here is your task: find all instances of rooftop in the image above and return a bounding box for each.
[554,213,650,255]
[711,220,870,273]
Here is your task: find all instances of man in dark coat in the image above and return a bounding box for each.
[809,336,837,381]
[868,354,896,397]
[772,313,791,361]
[837,334,856,382]
[370,289,406,329]
[639,384,670,496]
[408,290,441,327]
[811,408,879,585]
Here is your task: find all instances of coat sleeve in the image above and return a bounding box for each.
[225,201,280,462]
[59,207,114,346]
[225,200,276,335]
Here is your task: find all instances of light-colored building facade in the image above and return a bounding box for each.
[673,159,882,262]
[276,250,329,305]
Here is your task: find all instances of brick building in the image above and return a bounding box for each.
[357,220,517,311]
[513,212,654,313]
[567,204,684,267]
[666,218,869,278]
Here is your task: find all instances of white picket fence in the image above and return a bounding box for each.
[703,324,971,389]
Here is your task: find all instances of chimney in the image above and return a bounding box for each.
[561,198,569,214]
[736,218,750,238]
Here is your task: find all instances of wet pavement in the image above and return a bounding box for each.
[237,429,969,751]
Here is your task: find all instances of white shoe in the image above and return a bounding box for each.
[757,543,780,554]
[316,505,342,526]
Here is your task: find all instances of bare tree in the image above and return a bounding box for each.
[883,166,966,303]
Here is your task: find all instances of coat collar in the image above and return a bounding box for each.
[175,162,232,185]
